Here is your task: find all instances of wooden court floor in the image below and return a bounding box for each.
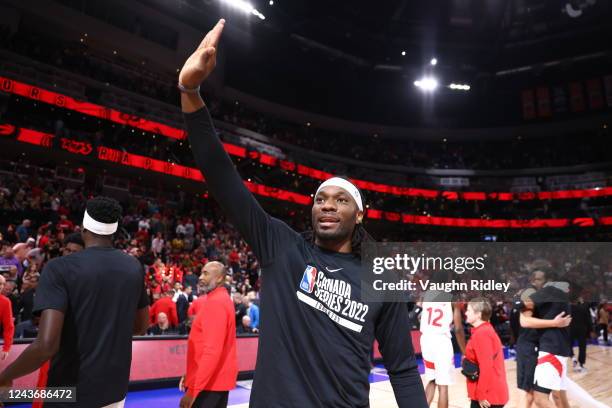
[229,345,611,408]
[370,345,612,408]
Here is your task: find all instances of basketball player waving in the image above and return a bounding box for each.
[178,19,427,408]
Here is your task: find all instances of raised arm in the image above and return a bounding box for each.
[179,20,294,263]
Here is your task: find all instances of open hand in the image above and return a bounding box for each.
[552,312,572,328]
[179,393,194,408]
[179,19,225,89]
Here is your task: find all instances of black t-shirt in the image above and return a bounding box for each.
[530,284,572,357]
[186,108,427,408]
[33,246,149,408]
[515,287,540,345]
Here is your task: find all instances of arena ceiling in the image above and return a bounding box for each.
[146,0,612,127]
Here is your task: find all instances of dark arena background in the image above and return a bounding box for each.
[0,0,611,407]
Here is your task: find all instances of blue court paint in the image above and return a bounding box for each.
[14,345,609,407]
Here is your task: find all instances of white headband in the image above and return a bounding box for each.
[315,177,363,211]
[83,210,118,235]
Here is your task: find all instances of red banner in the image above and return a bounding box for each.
[5,123,612,219]
[2,76,609,203]
[0,76,185,139]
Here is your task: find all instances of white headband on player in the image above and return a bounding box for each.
[83,210,118,235]
[315,177,363,211]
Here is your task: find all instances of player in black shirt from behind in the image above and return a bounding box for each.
[178,19,427,408]
[0,197,150,408]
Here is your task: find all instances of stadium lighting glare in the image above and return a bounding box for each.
[269,0,273,4]
[414,77,438,91]
[430,58,437,66]
[401,51,406,56]
[219,0,266,19]
[449,83,470,91]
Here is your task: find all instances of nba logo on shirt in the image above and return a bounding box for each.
[300,265,317,293]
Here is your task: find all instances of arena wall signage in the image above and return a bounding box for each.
[2,122,611,228]
[2,76,612,203]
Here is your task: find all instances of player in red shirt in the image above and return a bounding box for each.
[180,261,237,408]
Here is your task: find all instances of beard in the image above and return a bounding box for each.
[313,221,354,244]
[199,281,218,294]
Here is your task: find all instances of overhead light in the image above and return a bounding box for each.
[401,51,406,56]
[269,0,273,4]
[414,77,438,91]
[449,83,470,91]
[430,58,438,66]
[219,0,266,19]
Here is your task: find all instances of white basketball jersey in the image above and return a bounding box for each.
[420,301,453,337]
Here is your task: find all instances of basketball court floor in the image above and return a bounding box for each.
[126,344,612,408]
[8,345,610,407]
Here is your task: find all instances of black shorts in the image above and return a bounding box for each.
[516,341,538,391]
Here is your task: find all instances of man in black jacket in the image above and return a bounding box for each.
[570,297,592,372]
[178,19,427,408]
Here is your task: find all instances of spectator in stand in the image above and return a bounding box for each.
[464,298,509,408]
[56,214,74,232]
[62,232,85,256]
[0,275,15,360]
[237,315,254,334]
[184,285,196,302]
[247,297,260,331]
[173,282,185,301]
[12,243,29,274]
[174,282,189,324]
[228,247,240,274]
[38,229,53,250]
[148,312,178,335]
[16,219,31,242]
[14,315,40,339]
[183,267,198,291]
[151,232,164,258]
[176,220,187,237]
[17,263,39,323]
[149,289,179,327]
[135,226,150,247]
[138,217,151,232]
[2,279,19,317]
[233,293,247,328]
[172,234,185,253]
[0,242,21,278]
[184,218,195,238]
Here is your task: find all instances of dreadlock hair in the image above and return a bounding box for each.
[85,196,122,236]
[301,176,375,258]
